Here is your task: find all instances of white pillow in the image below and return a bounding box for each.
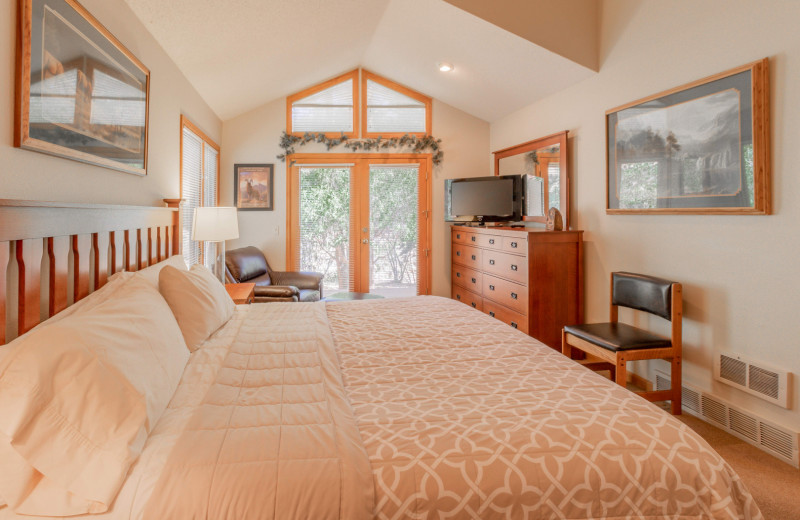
[132,254,188,288]
[0,274,189,516]
[159,264,235,352]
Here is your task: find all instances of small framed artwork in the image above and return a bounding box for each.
[15,0,150,176]
[606,58,770,214]
[234,164,274,211]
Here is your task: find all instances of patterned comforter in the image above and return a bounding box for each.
[327,296,761,519]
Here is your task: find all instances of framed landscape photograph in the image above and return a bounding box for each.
[606,59,770,214]
[234,164,274,211]
[15,0,150,176]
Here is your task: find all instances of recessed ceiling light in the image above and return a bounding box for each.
[438,62,454,72]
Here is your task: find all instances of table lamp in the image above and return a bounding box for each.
[192,206,239,282]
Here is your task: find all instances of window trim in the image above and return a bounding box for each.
[361,70,432,138]
[286,69,359,138]
[180,115,220,265]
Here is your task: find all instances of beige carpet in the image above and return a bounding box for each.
[676,414,800,519]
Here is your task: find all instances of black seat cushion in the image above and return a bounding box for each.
[564,322,672,352]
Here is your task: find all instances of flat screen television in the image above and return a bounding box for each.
[445,175,522,223]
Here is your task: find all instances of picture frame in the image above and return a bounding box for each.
[15,0,150,176]
[606,59,770,214]
[234,164,274,211]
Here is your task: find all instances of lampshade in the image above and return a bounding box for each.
[191,207,239,242]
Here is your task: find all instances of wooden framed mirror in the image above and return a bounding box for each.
[493,131,569,228]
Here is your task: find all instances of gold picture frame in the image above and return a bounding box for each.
[15,0,150,176]
[606,59,770,214]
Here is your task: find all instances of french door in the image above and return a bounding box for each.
[287,154,431,297]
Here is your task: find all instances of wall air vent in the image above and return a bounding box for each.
[713,351,790,408]
[654,369,799,468]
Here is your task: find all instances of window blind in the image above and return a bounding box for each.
[181,122,218,267]
[291,79,354,132]
[366,80,426,133]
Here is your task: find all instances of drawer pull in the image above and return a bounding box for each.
[489,259,495,265]
[471,302,477,308]
[456,294,461,300]
[489,311,495,317]
[471,254,477,260]
[456,272,461,277]
[456,234,461,239]
[511,292,518,299]
[511,264,518,271]
[471,236,476,241]
[471,277,477,283]
[511,241,518,248]
[511,322,518,329]
[489,239,495,244]
[489,284,495,291]
[456,251,461,256]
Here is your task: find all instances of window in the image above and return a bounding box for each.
[286,70,358,137]
[285,69,432,138]
[361,71,431,137]
[180,116,219,266]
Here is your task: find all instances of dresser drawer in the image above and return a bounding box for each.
[502,236,526,255]
[482,274,528,314]
[482,249,527,284]
[452,243,482,269]
[452,285,483,311]
[484,300,528,334]
[452,229,476,246]
[452,265,482,293]
[475,234,503,249]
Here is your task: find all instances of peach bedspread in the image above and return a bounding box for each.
[326,296,762,519]
[0,297,761,519]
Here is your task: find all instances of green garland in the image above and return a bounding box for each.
[277,132,443,165]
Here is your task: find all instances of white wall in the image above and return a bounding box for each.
[0,0,220,205]
[491,0,800,429]
[220,97,490,296]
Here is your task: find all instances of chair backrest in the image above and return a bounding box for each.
[225,246,270,283]
[611,272,676,321]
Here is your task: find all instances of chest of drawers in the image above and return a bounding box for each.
[451,226,583,350]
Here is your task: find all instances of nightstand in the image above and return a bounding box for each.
[225,283,255,305]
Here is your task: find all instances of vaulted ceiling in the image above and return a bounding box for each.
[122,0,599,122]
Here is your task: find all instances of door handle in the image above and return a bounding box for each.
[362,238,369,244]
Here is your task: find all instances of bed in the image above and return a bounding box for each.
[0,201,762,519]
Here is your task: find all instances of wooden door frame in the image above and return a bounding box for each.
[286,153,432,295]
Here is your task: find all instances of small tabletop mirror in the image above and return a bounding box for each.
[494,131,569,229]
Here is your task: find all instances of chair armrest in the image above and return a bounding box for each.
[254,285,299,299]
[270,271,324,291]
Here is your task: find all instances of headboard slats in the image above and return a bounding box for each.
[93,232,110,291]
[0,200,180,346]
[16,239,43,337]
[46,236,70,318]
[72,234,92,303]
[1,243,8,344]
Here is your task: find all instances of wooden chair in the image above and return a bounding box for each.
[562,272,683,414]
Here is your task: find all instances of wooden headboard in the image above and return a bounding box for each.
[0,200,180,345]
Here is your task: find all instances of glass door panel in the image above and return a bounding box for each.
[368,166,419,298]
[298,167,351,294]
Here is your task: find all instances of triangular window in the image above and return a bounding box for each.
[287,70,358,136]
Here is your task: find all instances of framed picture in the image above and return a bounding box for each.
[606,59,770,214]
[234,164,274,211]
[15,0,150,176]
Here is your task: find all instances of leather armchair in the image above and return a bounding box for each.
[225,246,323,302]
